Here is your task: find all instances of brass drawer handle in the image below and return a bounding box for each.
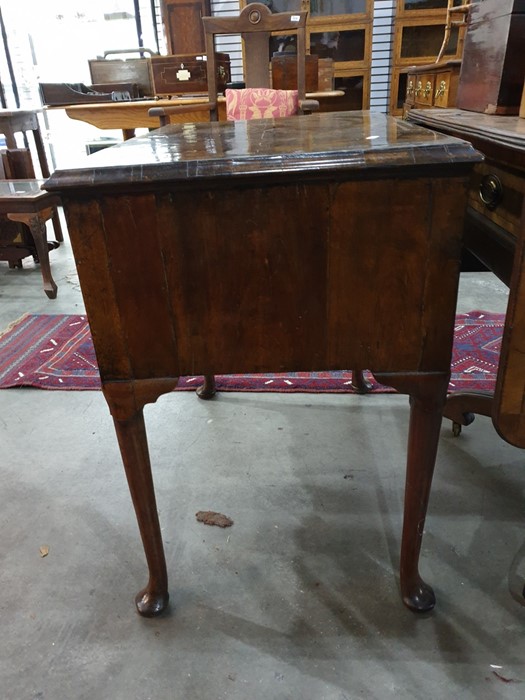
[406,79,414,98]
[435,80,447,99]
[415,80,422,97]
[423,81,432,98]
[479,174,503,211]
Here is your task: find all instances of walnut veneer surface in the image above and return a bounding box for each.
[45,111,481,617]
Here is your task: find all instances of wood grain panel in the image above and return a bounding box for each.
[327,178,439,371]
[63,199,132,380]
[156,184,330,375]
[97,194,179,380]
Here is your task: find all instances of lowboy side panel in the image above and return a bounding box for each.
[64,173,468,381]
[327,177,431,370]
[64,194,180,381]
[327,175,468,371]
[63,199,133,380]
[416,175,470,369]
[98,194,179,379]
[156,183,330,375]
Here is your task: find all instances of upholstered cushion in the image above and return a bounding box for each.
[225,88,299,120]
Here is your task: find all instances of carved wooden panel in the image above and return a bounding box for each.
[161,0,211,55]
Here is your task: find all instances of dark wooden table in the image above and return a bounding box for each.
[45,111,480,617]
[0,179,61,298]
[407,108,525,448]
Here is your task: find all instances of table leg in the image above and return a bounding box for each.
[196,374,216,399]
[32,124,51,178]
[103,379,178,617]
[51,210,64,243]
[351,369,372,393]
[32,127,64,243]
[112,410,169,617]
[375,372,449,612]
[7,208,57,299]
[3,126,17,150]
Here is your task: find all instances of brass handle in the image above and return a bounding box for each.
[423,81,432,98]
[479,174,503,211]
[435,80,447,99]
[406,79,414,98]
[415,80,422,97]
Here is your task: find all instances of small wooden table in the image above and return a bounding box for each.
[45,111,480,617]
[0,109,63,243]
[0,180,61,298]
[407,108,525,448]
[62,92,345,140]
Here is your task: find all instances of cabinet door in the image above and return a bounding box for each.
[161,0,211,55]
[397,0,464,16]
[395,18,462,64]
[309,25,369,66]
[270,0,371,17]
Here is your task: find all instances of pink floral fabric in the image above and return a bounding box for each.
[225,88,299,120]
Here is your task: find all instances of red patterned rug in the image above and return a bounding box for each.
[0,311,504,392]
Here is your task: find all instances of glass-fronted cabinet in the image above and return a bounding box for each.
[241,0,373,109]
[389,0,467,114]
[269,0,369,17]
[398,19,460,62]
[397,0,463,14]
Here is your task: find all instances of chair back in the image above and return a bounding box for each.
[202,3,308,120]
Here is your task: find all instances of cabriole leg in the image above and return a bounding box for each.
[113,410,169,616]
[375,372,449,612]
[104,379,177,616]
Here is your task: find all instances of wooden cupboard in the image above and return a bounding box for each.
[390,0,466,115]
[402,59,461,116]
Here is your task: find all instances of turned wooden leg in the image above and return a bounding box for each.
[51,209,64,242]
[351,369,372,393]
[8,208,57,299]
[375,372,449,612]
[103,379,177,617]
[196,374,217,399]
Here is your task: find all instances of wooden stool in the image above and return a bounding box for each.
[0,180,61,298]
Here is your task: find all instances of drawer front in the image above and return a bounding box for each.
[469,161,525,238]
[433,73,451,108]
[405,73,416,105]
[414,74,434,106]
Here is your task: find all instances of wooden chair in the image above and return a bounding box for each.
[149,3,319,127]
[150,3,325,399]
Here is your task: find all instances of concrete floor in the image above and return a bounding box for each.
[1,222,525,700]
